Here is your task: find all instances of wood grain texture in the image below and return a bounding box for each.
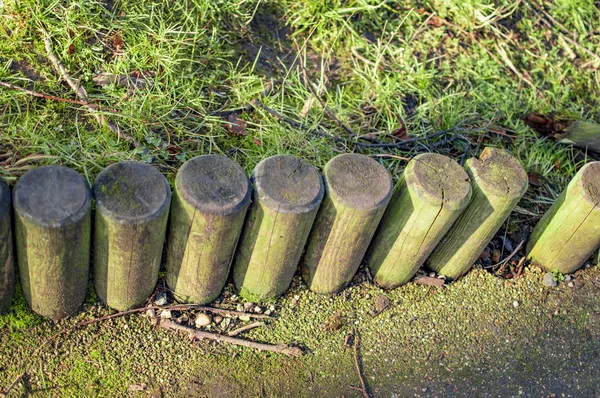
[93,161,171,311]
[166,155,251,304]
[233,155,324,301]
[426,148,528,280]
[527,162,600,273]
[13,166,91,320]
[367,153,472,289]
[0,179,14,314]
[301,153,392,294]
[557,120,600,153]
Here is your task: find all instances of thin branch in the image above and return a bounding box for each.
[351,328,371,398]
[0,81,110,110]
[160,319,302,357]
[41,31,137,146]
[227,321,265,336]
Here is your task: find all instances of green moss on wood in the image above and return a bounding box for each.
[426,148,528,280]
[301,154,392,294]
[527,162,600,273]
[0,180,14,314]
[166,155,251,304]
[233,155,323,301]
[367,153,472,289]
[93,162,171,311]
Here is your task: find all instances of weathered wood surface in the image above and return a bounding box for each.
[13,166,91,319]
[367,153,471,289]
[166,155,251,304]
[93,161,171,311]
[0,180,14,314]
[527,162,600,273]
[557,120,600,153]
[233,155,324,301]
[426,148,528,280]
[301,153,392,294]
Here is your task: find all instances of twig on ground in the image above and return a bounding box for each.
[0,81,111,110]
[227,321,265,336]
[414,276,445,288]
[0,374,24,398]
[160,319,302,357]
[41,32,137,146]
[486,240,525,269]
[350,328,371,398]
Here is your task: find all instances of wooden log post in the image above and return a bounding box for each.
[13,166,91,320]
[93,161,171,311]
[527,162,600,274]
[426,148,528,280]
[366,153,472,289]
[232,155,324,302]
[0,179,14,314]
[301,153,393,295]
[166,155,251,304]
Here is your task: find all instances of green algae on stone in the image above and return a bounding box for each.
[527,162,600,274]
[0,179,14,314]
[166,155,251,304]
[232,155,324,301]
[367,153,472,289]
[93,161,171,311]
[13,166,91,320]
[301,153,392,294]
[426,148,528,280]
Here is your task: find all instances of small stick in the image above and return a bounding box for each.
[0,374,24,398]
[0,81,107,109]
[160,319,302,357]
[351,328,371,398]
[41,32,136,146]
[227,321,265,336]
[490,240,525,268]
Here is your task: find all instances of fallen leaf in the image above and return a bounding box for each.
[226,113,248,136]
[428,16,444,27]
[252,137,263,146]
[113,33,124,51]
[391,122,407,139]
[528,173,543,186]
[492,250,501,263]
[373,294,390,314]
[414,276,444,288]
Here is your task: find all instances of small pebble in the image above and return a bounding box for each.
[253,306,262,314]
[154,293,168,306]
[264,310,272,316]
[221,317,232,328]
[213,315,223,325]
[542,272,557,287]
[243,302,254,311]
[160,309,172,319]
[429,272,436,278]
[513,300,519,308]
[195,313,212,327]
[239,315,251,322]
[236,304,244,312]
[145,308,156,318]
[269,305,275,311]
[568,281,574,288]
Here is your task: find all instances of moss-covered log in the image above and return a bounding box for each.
[301,153,392,294]
[366,153,472,289]
[426,148,528,280]
[166,155,251,304]
[93,161,171,311]
[557,120,600,153]
[0,179,14,314]
[13,166,91,319]
[232,155,324,301]
[527,162,600,274]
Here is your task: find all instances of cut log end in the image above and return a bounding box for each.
[252,155,324,214]
[176,155,251,214]
[468,147,528,200]
[324,153,392,210]
[409,153,471,209]
[93,161,171,223]
[580,162,600,205]
[13,165,91,228]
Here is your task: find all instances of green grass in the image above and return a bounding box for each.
[1,0,600,396]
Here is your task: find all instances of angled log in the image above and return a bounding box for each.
[301,153,393,294]
[527,162,600,274]
[0,179,14,314]
[13,166,91,320]
[426,148,528,280]
[232,155,324,302]
[166,155,251,304]
[556,120,600,153]
[366,153,472,289]
[93,161,171,311]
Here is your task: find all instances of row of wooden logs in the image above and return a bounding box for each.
[1,147,599,320]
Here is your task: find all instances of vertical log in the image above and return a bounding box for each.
[166,155,251,304]
[301,153,393,294]
[232,155,324,302]
[13,166,91,320]
[0,179,14,314]
[366,153,472,289]
[527,162,600,274]
[93,161,171,311]
[426,148,528,280]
